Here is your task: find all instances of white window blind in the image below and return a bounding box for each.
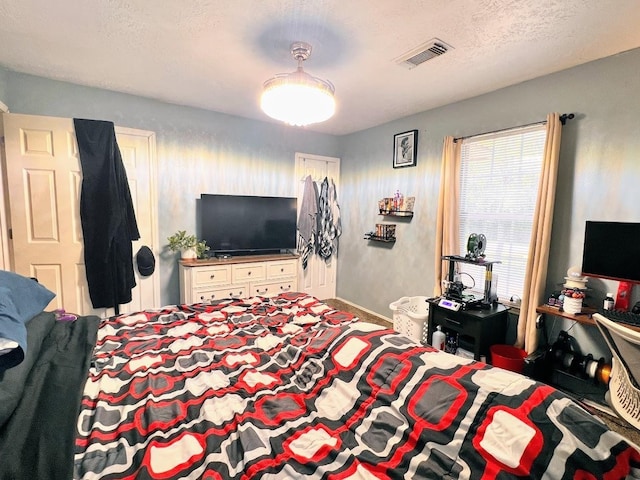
[458,124,546,302]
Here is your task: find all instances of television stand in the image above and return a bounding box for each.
[179,253,300,304]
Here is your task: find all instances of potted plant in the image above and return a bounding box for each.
[194,239,210,259]
[167,230,209,260]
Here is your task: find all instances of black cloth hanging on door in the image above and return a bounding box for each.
[74,119,140,314]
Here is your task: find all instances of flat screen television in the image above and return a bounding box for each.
[200,194,297,257]
[581,221,640,283]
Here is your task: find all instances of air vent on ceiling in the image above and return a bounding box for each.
[395,38,453,69]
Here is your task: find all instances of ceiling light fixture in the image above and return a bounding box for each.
[261,42,335,127]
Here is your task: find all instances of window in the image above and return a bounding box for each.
[457,124,546,303]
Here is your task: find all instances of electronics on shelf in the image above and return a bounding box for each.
[437,297,461,311]
[441,255,501,310]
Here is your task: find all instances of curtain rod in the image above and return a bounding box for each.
[453,113,575,143]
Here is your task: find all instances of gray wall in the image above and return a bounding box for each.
[0,67,7,105]
[336,48,640,358]
[2,47,640,360]
[0,66,340,302]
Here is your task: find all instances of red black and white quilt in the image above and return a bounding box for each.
[74,293,640,479]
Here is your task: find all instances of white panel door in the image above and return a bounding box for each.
[111,126,159,314]
[295,153,340,300]
[0,127,9,270]
[1,113,159,317]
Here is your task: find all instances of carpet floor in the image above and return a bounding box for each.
[322,298,392,328]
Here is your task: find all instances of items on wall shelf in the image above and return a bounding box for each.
[378,194,415,217]
[364,224,396,243]
[366,192,415,244]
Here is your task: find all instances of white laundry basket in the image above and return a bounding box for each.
[389,296,430,343]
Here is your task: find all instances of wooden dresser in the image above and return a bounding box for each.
[179,254,299,304]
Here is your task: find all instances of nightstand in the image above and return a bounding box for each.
[427,299,509,360]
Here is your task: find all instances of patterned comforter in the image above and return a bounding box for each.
[73,293,640,479]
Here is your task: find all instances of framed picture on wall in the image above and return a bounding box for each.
[393,130,418,168]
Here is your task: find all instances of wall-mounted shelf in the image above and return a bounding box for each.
[535,304,640,333]
[364,233,396,243]
[536,304,597,327]
[379,210,413,218]
[368,195,414,245]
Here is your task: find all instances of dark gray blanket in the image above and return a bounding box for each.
[0,312,100,480]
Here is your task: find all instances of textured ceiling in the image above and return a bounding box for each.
[1,0,639,135]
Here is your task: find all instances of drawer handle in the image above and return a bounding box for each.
[210,274,215,279]
[280,284,291,291]
[445,317,461,326]
[248,271,252,276]
[280,268,284,272]
[257,288,268,294]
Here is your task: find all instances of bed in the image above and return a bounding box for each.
[2,289,640,479]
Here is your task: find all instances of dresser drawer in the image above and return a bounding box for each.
[266,259,298,279]
[251,278,298,297]
[195,285,249,303]
[431,308,482,337]
[232,263,266,282]
[192,265,232,287]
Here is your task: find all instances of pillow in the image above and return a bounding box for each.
[0,271,56,371]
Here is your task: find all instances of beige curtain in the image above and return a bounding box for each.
[433,136,461,296]
[516,113,563,353]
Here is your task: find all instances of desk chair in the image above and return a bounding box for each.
[594,313,640,430]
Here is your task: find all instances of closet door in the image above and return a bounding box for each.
[1,113,159,317]
[295,153,340,300]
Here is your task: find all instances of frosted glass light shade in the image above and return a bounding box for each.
[261,69,335,126]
